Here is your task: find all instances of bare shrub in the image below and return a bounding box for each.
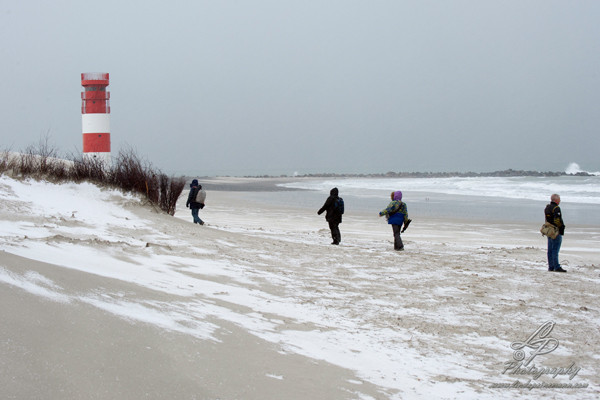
[3,138,186,216]
[67,154,107,183]
[34,134,58,174]
[18,150,38,175]
[109,148,151,195]
[146,173,160,204]
[157,173,185,215]
[109,149,185,215]
[167,177,186,215]
[10,134,71,180]
[47,161,69,181]
[0,149,16,174]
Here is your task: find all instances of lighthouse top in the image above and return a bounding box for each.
[81,73,109,87]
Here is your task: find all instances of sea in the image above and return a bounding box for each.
[241,172,600,227]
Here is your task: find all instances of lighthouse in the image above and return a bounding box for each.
[81,73,111,164]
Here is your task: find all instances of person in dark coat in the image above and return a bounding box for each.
[186,179,206,225]
[318,187,342,245]
[544,193,566,272]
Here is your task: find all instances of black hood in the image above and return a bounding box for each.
[330,187,339,196]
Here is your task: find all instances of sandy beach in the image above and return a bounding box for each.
[1,176,599,399]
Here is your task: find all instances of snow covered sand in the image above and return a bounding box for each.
[0,176,599,399]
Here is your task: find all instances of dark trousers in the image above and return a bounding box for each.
[547,235,562,270]
[191,208,204,224]
[328,221,341,244]
[392,224,404,250]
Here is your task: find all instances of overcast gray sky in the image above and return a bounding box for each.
[1,1,598,176]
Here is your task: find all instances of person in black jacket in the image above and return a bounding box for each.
[186,179,206,225]
[318,187,342,245]
[544,194,566,272]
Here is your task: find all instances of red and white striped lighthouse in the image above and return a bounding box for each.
[81,72,111,164]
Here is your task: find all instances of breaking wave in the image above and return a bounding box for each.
[565,162,600,176]
[281,174,600,204]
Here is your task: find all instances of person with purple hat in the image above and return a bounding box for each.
[379,191,410,251]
